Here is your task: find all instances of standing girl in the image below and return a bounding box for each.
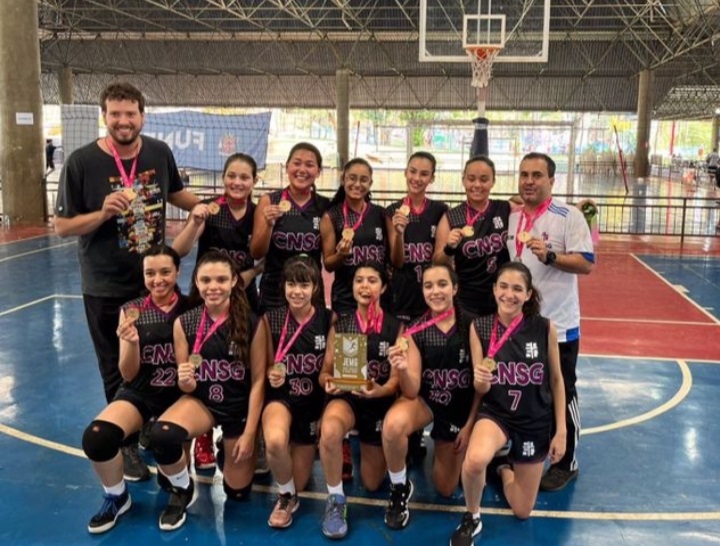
[251,142,330,310]
[81,245,188,534]
[317,261,401,539]
[449,262,566,546]
[434,156,510,316]
[149,251,267,531]
[321,158,389,314]
[173,153,263,470]
[386,152,448,323]
[382,264,479,530]
[262,256,333,529]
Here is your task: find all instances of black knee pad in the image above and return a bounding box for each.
[82,420,125,462]
[223,479,252,502]
[150,421,189,465]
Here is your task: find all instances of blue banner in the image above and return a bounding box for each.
[143,111,271,171]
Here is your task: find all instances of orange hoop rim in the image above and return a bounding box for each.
[464,44,503,60]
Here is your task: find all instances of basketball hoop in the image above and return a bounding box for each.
[465,45,503,88]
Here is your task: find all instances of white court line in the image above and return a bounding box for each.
[582,316,717,326]
[580,352,720,365]
[631,253,720,325]
[0,240,76,264]
[583,360,692,435]
[0,232,55,246]
[0,294,82,317]
[0,422,717,521]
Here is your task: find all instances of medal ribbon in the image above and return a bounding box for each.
[192,307,228,355]
[402,307,455,339]
[514,197,553,258]
[106,138,139,189]
[141,292,178,313]
[487,314,524,360]
[342,200,368,232]
[356,300,384,335]
[465,200,489,228]
[403,196,427,216]
[274,307,316,364]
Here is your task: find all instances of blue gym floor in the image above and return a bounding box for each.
[1,234,719,545]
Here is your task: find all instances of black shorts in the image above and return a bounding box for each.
[265,398,322,445]
[478,412,551,464]
[430,415,464,443]
[212,411,247,439]
[114,386,180,424]
[335,394,395,446]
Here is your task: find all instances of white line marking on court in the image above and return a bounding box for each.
[582,316,717,326]
[632,253,720,325]
[0,294,82,317]
[0,233,55,246]
[580,352,720,365]
[0,421,717,521]
[673,284,689,293]
[0,240,76,264]
[583,360,692,435]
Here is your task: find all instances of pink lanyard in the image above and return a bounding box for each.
[487,314,524,360]
[356,302,384,335]
[514,198,552,257]
[403,196,427,216]
[192,307,228,355]
[106,138,139,188]
[343,200,368,231]
[404,307,454,338]
[465,200,489,227]
[142,293,178,312]
[274,307,315,363]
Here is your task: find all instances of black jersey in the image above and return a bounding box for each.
[260,189,330,310]
[179,306,259,420]
[266,305,332,411]
[196,197,259,312]
[327,202,388,314]
[386,199,448,321]
[411,310,475,428]
[473,314,553,434]
[446,200,510,316]
[334,311,401,411]
[120,295,188,397]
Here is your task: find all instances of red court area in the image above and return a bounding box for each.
[579,250,720,361]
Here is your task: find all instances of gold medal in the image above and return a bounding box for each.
[279,199,292,212]
[273,362,287,375]
[398,204,410,216]
[189,354,203,368]
[397,336,409,351]
[518,231,532,243]
[125,307,140,321]
[123,188,137,201]
[480,357,497,372]
[461,225,474,238]
[207,201,221,215]
[342,227,355,240]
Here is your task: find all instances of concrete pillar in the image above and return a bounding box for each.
[634,69,653,178]
[711,114,719,152]
[58,66,74,104]
[336,69,350,169]
[0,0,45,225]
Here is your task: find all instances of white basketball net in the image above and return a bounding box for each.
[466,45,503,88]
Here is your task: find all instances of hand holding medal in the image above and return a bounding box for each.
[116,307,140,343]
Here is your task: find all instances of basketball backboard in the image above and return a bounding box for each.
[419,0,550,63]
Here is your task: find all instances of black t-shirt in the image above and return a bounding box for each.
[260,189,330,310]
[326,202,388,314]
[473,314,553,434]
[446,200,510,316]
[55,136,184,298]
[196,198,258,312]
[386,199,448,321]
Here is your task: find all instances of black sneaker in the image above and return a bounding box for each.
[158,479,198,531]
[384,479,414,530]
[87,490,131,534]
[121,444,150,482]
[449,512,482,546]
[539,466,578,492]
